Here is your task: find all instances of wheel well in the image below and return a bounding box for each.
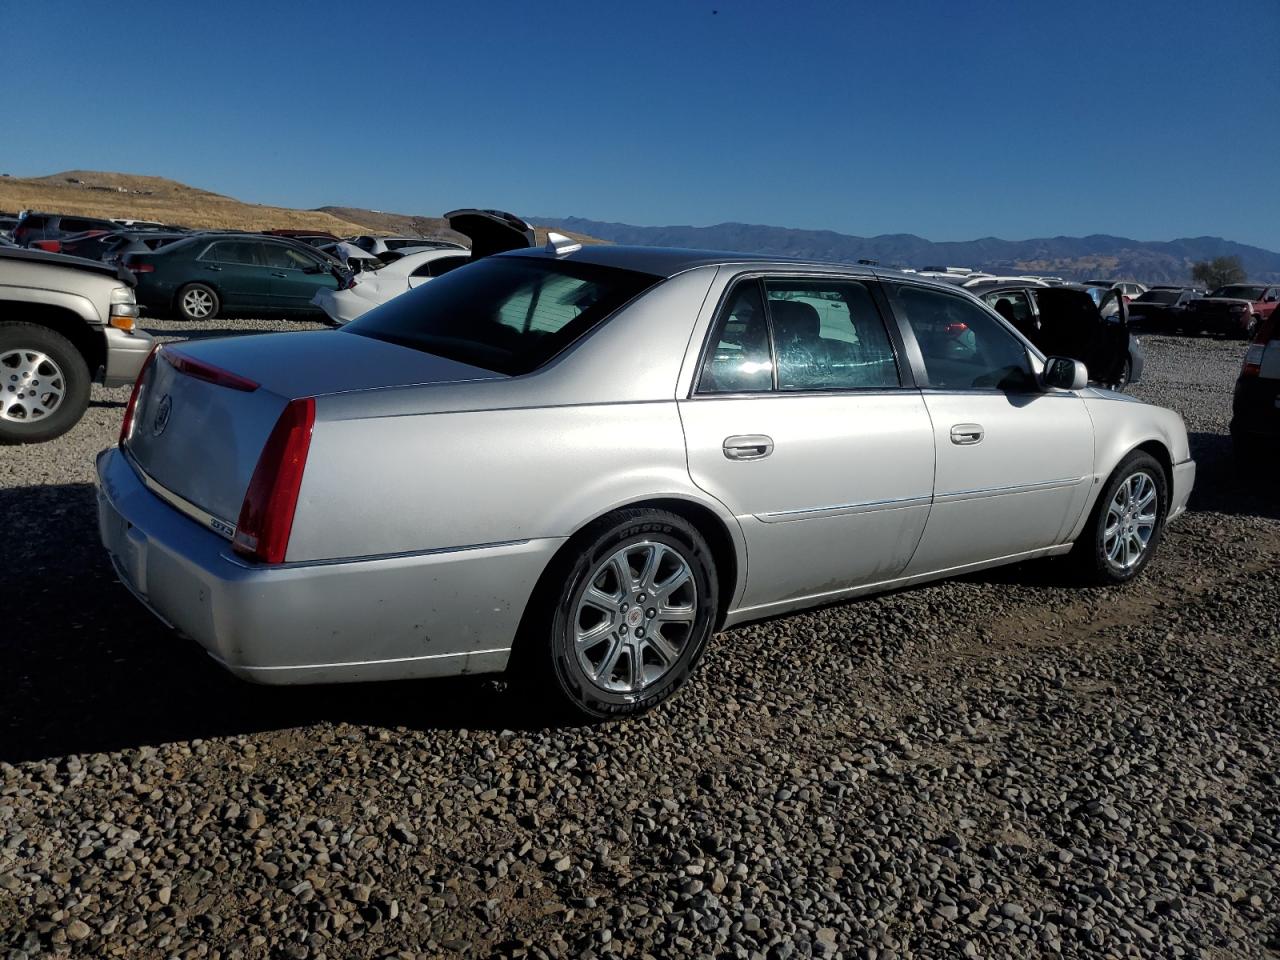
[1135,440,1173,491]
[638,497,739,628]
[527,498,739,635]
[0,301,104,377]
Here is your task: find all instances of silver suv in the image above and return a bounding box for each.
[0,248,154,443]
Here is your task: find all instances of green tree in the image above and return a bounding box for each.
[1191,256,1246,289]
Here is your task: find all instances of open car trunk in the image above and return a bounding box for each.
[445,208,535,259]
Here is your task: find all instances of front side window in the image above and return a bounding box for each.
[765,279,899,390]
[261,243,317,270]
[898,285,1034,391]
[346,256,660,375]
[698,281,773,393]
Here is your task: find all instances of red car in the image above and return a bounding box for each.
[1181,283,1280,339]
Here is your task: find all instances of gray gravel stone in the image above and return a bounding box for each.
[2,324,1278,958]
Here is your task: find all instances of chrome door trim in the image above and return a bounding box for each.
[756,493,932,523]
[934,475,1086,504]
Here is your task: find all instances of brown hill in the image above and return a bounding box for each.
[0,171,602,245]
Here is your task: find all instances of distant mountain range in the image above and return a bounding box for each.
[537,217,1280,284]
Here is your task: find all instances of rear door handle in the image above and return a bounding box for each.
[723,435,774,461]
[270,271,289,278]
[950,423,984,445]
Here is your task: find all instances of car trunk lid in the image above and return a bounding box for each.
[124,331,503,531]
[444,208,534,258]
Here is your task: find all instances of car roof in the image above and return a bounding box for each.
[501,243,881,278]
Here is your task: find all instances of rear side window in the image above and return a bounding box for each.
[409,255,470,279]
[202,241,261,265]
[765,279,899,390]
[58,218,94,233]
[898,285,1034,391]
[698,281,773,393]
[346,257,661,375]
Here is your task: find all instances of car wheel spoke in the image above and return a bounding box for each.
[573,538,700,696]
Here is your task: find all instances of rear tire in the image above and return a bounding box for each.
[1070,451,1167,585]
[511,508,719,720]
[176,283,219,321]
[0,322,91,444]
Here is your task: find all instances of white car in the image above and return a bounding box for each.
[312,248,470,324]
[348,235,467,257]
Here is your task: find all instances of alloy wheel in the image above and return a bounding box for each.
[182,288,214,319]
[573,541,698,694]
[1103,471,1158,570]
[0,348,66,422]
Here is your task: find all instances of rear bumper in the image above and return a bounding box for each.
[101,326,155,387]
[1168,458,1195,524]
[95,446,561,685]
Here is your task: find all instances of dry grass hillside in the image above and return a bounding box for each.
[0,171,601,245]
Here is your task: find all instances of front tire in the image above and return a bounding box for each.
[518,509,719,720]
[1071,451,1167,584]
[176,283,219,321]
[0,322,92,444]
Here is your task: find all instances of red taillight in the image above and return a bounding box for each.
[1241,314,1277,378]
[233,398,316,564]
[119,345,160,444]
[126,261,155,273]
[944,322,969,335]
[33,240,61,252]
[164,348,259,392]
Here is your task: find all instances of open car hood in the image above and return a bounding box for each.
[444,208,534,258]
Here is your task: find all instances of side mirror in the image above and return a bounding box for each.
[1043,356,1088,391]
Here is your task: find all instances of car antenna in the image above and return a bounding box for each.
[545,232,582,256]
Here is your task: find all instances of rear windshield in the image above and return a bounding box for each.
[1212,285,1265,300]
[1135,290,1180,304]
[344,256,662,375]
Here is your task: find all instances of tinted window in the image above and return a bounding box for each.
[898,285,1033,391]
[261,243,317,269]
[1135,290,1180,304]
[1212,285,1266,300]
[765,279,898,390]
[58,218,94,233]
[346,257,660,375]
[203,241,261,265]
[698,281,773,394]
[409,255,470,279]
[982,289,1036,335]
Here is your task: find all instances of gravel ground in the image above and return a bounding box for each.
[2,324,1278,960]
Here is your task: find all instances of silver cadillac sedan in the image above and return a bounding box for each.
[97,241,1195,718]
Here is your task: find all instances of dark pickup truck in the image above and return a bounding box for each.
[1180,283,1280,339]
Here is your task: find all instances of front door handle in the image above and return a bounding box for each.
[204,264,222,272]
[723,435,774,461]
[270,271,289,278]
[950,423,984,445]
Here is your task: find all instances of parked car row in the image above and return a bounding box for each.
[5,208,528,323]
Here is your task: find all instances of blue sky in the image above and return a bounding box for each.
[5,0,1278,249]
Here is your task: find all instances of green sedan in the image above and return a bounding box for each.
[123,233,349,321]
